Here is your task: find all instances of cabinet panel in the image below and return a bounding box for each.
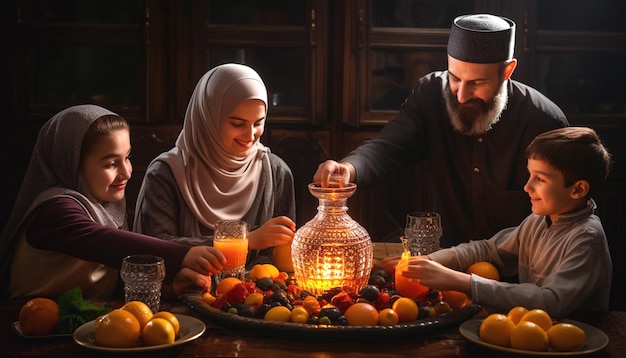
[371,0,473,28]
[27,0,141,24]
[125,125,182,228]
[190,0,328,125]
[534,52,625,116]
[12,0,170,124]
[265,129,331,228]
[207,0,305,26]
[209,47,307,113]
[370,49,447,112]
[345,0,478,127]
[536,0,626,32]
[27,44,141,113]
[527,0,626,121]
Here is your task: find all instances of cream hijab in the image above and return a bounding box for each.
[0,105,127,294]
[152,64,269,229]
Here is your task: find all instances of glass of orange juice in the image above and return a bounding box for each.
[394,237,429,299]
[214,220,249,282]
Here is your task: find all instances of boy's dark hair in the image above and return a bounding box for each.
[526,127,611,197]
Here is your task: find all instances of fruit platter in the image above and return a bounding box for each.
[180,263,482,341]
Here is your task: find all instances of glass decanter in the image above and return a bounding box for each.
[292,180,373,296]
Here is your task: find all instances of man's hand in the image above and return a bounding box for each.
[312,160,355,187]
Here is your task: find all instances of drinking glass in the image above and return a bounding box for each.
[214,220,249,282]
[404,212,442,255]
[394,236,429,299]
[120,255,166,313]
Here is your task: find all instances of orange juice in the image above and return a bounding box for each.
[394,252,429,299]
[214,237,248,268]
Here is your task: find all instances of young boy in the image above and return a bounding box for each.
[399,127,612,319]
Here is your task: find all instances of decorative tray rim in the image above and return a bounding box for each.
[180,291,482,340]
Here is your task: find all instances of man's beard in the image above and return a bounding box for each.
[444,80,508,136]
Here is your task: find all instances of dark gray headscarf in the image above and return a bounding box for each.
[0,104,127,294]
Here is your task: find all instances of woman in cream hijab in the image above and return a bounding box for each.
[134,64,296,267]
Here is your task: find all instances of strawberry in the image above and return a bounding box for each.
[330,291,355,314]
[224,283,249,304]
[242,281,257,294]
[276,272,289,281]
[375,291,391,311]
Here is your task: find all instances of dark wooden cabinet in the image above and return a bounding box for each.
[186,0,329,126]
[3,0,625,309]
[7,0,169,123]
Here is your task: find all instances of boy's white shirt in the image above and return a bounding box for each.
[428,199,612,319]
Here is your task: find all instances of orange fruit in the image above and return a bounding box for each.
[520,308,553,332]
[244,292,264,307]
[466,261,500,280]
[510,320,549,352]
[152,311,180,336]
[262,264,280,279]
[441,290,469,309]
[264,306,291,322]
[344,302,379,326]
[507,306,529,325]
[272,244,294,272]
[248,264,272,280]
[391,297,419,323]
[290,306,310,324]
[121,301,153,330]
[547,323,586,352]
[479,313,515,348]
[394,257,429,299]
[378,308,400,325]
[215,277,242,296]
[18,297,59,336]
[202,292,217,304]
[142,317,175,346]
[94,309,141,348]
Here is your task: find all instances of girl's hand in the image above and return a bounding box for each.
[182,246,226,275]
[171,267,212,296]
[248,216,296,250]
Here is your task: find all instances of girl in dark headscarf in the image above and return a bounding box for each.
[0,105,225,299]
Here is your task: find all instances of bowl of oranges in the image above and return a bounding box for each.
[459,306,609,355]
[72,301,206,351]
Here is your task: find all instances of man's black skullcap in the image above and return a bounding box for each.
[447,14,515,64]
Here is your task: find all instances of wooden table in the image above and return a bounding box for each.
[1,296,624,358]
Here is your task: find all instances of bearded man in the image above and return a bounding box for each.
[313,14,568,247]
